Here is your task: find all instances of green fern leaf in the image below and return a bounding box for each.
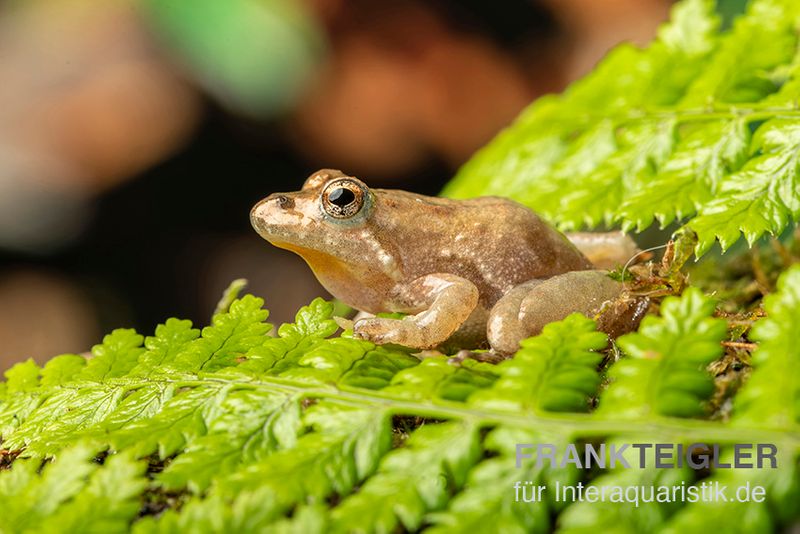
[0,288,797,531]
[733,265,800,429]
[690,118,800,255]
[384,357,497,401]
[329,421,481,533]
[598,288,727,418]
[171,294,271,373]
[426,428,579,534]
[79,329,145,382]
[337,344,422,390]
[36,451,147,533]
[557,440,694,533]
[107,386,222,458]
[130,319,200,376]
[469,313,606,412]
[442,0,800,256]
[653,266,800,531]
[0,444,144,533]
[40,354,87,387]
[4,386,125,455]
[4,359,41,393]
[196,402,393,526]
[157,388,299,492]
[235,297,338,376]
[618,118,750,231]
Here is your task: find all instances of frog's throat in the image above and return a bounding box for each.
[269,240,390,313]
[269,241,358,291]
[270,242,342,273]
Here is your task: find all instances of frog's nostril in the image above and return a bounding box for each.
[275,195,294,209]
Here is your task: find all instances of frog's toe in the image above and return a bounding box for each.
[353,317,398,345]
[353,316,445,350]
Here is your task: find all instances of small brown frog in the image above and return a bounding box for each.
[251,170,638,356]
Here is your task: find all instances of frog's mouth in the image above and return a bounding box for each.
[269,241,315,256]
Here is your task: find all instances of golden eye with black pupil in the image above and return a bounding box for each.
[322,179,365,218]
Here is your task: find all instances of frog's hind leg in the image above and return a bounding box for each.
[486,270,621,355]
[566,231,640,270]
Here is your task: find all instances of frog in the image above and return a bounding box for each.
[250,169,639,357]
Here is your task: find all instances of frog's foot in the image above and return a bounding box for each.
[566,231,640,270]
[353,273,479,350]
[486,270,622,355]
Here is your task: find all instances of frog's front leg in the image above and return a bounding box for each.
[353,274,479,349]
[487,270,621,355]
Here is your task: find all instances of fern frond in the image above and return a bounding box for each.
[556,440,694,533]
[427,428,579,534]
[170,294,271,373]
[648,266,800,532]
[0,445,147,533]
[659,448,797,533]
[732,265,800,429]
[384,357,497,401]
[129,319,199,377]
[597,287,727,418]
[469,313,606,413]
[4,359,41,393]
[80,329,145,382]
[443,0,800,256]
[329,421,481,533]
[0,290,797,531]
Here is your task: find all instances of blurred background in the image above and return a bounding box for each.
[0,0,745,370]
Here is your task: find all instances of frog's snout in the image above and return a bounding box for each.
[250,193,300,239]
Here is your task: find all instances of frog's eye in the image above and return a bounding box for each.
[321,179,365,218]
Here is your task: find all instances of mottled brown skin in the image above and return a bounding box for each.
[251,169,632,355]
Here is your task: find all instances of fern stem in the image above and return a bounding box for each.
[160,375,799,446]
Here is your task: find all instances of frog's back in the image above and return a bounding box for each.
[449,197,591,303]
[376,193,592,306]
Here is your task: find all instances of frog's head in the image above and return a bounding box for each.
[251,169,375,250]
[251,170,401,303]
